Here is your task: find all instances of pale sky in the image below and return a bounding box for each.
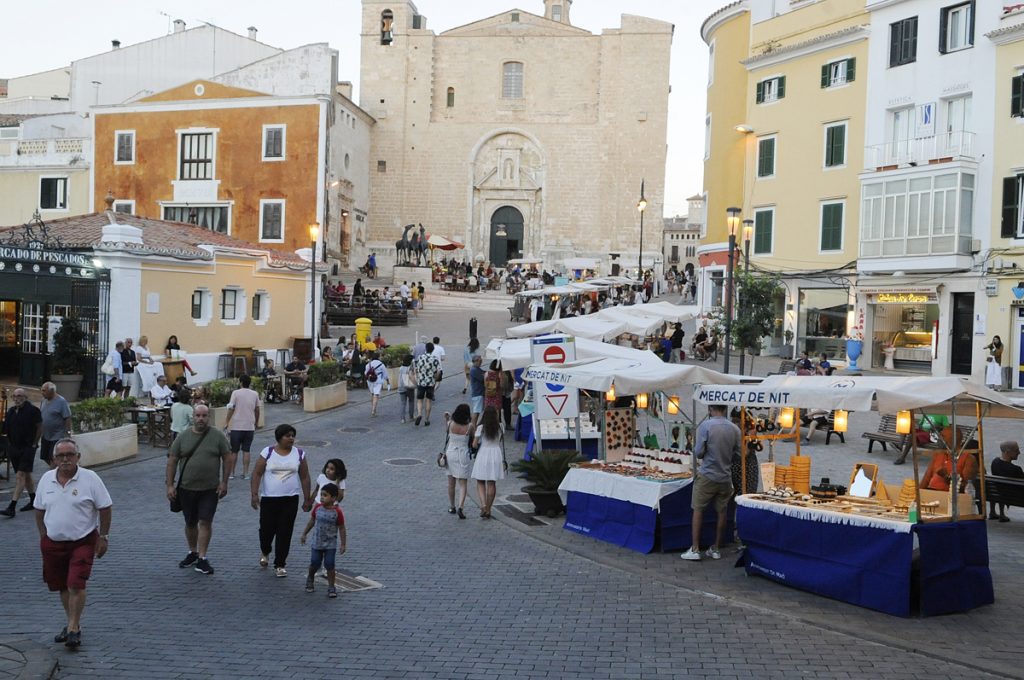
[2,0,726,217]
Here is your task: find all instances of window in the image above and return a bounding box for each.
[1001,175,1024,239]
[502,62,524,99]
[251,293,263,321]
[114,130,135,164]
[824,122,846,168]
[39,177,68,211]
[446,87,455,108]
[262,125,285,161]
[220,289,238,321]
[820,58,855,88]
[259,199,285,242]
[112,200,135,215]
[551,4,561,21]
[21,303,44,354]
[943,95,972,154]
[708,40,715,87]
[511,12,520,22]
[191,291,203,319]
[940,2,974,53]
[671,245,679,263]
[1012,74,1024,118]
[888,106,914,162]
[753,209,774,255]
[820,202,844,252]
[0,127,18,139]
[889,17,918,67]
[704,114,712,160]
[163,205,230,234]
[179,132,214,180]
[755,76,785,104]
[757,136,776,178]
[377,160,387,173]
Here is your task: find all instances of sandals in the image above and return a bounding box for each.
[327,586,338,598]
[54,627,68,643]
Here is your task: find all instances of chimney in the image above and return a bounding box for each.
[248,26,258,40]
[111,39,121,49]
[173,19,186,33]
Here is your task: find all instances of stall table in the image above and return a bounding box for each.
[519,416,599,459]
[559,467,731,554]
[736,495,993,617]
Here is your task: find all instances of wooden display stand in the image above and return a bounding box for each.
[160,359,185,386]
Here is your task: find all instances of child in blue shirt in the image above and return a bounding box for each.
[300,483,347,598]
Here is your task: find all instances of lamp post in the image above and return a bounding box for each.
[738,219,753,375]
[723,207,741,374]
[637,180,647,279]
[309,222,320,355]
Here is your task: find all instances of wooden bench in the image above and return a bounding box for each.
[986,475,1024,510]
[824,411,845,445]
[863,414,908,453]
[770,359,798,375]
[325,302,408,327]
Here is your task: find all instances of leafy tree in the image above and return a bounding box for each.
[731,270,782,354]
[51,316,87,375]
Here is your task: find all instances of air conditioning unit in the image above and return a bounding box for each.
[971,239,981,254]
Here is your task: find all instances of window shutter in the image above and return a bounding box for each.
[890,22,901,66]
[1003,176,1022,238]
[846,58,856,82]
[777,76,786,99]
[821,64,829,88]
[756,81,765,104]
[939,7,948,54]
[1012,75,1024,118]
[968,1,976,47]
[909,17,918,61]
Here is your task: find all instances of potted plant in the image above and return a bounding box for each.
[50,316,88,399]
[70,397,137,466]
[782,329,794,360]
[304,360,347,412]
[510,449,585,517]
[380,343,411,385]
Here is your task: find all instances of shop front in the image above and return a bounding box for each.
[860,287,939,372]
[796,287,850,359]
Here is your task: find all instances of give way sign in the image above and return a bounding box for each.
[530,336,579,420]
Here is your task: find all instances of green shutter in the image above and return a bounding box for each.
[1003,176,1022,238]
[821,203,843,251]
[756,81,765,104]
[846,58,856,82]
[754,211,773,254]
[1012,75,1024,118]
[777,76,786,99]
[825,125,846,167]
[758,138,775,177]
[821,64,830,88]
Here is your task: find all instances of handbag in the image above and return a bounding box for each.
[101,357,115,376]
[500,431,508,473]
[436,426,451,468]
[169,428,211,512]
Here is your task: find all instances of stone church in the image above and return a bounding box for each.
[359,0,673,272]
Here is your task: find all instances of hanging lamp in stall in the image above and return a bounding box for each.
[636,392,649,409]
[778,407,795,430]
[605,384,616,402]
[833,409,849,433]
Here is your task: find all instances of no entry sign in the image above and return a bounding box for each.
[531,337,579,420]
[543,345,566,364]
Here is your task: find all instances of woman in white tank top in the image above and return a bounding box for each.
[250,423,312,577]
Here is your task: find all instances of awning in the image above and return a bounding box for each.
[857,285,939,303]
[486,335,650,370]
[523,356,741,394]
[426,234,464,250]
[505,317,628,342]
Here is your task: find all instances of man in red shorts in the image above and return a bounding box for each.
[33,438,112,650]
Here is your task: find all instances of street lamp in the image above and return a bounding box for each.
[738,218,753,375]
[637,180,647,278]
[309,222,320,356]
[723,207,741,374]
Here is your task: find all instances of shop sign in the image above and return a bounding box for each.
[875,293,932,304]
[0,245,91,268]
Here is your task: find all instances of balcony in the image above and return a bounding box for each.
[864,131,976,170]
[0,138,90,168]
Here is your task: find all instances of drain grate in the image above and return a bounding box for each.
[338,426,370,434]
[317,568,383,592]
[297,440,330,448]
[495,505,548,526]
[383,458,425,466]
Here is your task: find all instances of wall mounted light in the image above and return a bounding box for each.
[734,124,754,133]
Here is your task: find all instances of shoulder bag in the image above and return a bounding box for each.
[169,428,212,512]
[436,425,451,468]
[500,430,509,473]
[100,357,115,376]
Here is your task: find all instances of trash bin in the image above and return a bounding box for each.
[355,317,372,346]
[469,316,478,340]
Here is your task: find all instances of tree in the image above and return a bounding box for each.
[731,270,782,357]
[51,316,87,375]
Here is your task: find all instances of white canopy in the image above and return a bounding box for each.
[523,355,741,394]
[693,374,1024,416]
[486,334,651,370]
[508,257,543,265]
[594,307,666,336]
[631,301,699,324]
[505,317,629,342]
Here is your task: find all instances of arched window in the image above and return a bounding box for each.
[446,87,455,108]
[381,10,394,45]
[502,62,524,99]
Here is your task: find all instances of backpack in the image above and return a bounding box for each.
[365,361,379,382]
[484,372,499,399]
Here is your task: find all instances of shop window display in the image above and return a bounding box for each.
[797,289,848,358]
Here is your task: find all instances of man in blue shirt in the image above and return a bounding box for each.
[681,404,741,562]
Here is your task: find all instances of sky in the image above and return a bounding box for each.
[1,0,727,217]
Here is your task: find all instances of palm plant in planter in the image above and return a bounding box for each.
[50,316,88,399]
[510,449,585,517]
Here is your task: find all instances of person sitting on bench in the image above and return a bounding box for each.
[796,408,829,443]
[696,330,718,361]
[990,441,1024,522]
[815,353,833,375]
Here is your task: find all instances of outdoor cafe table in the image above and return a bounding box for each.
[557,467,731,554]
[735,495,993,617]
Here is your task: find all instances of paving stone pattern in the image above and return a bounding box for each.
[0,293,1020,679]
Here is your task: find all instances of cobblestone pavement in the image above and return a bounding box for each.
[1,292,1022,679]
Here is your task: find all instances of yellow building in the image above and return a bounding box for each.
[985,15,1024,388]
[700,0,868,359]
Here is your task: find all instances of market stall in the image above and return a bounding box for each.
[694,375,1011,616]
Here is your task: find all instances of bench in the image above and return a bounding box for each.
[863,414,908,454]
[770,359,798,376]
[325,302,408,327]
[986,475,1024,510]
[894,423,976,465]
[824,411,845,445]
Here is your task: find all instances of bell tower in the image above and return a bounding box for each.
[543,0,571,25]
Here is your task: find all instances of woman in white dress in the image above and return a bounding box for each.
[442,404,473,519]
[471,406,505,519]
[134,335,164,396]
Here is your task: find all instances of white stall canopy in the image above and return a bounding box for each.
[505,317,629,342]
[694,375,1024,416]
[524,356,741,394]
[487,335,656,371]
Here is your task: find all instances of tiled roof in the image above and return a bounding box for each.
[0,211,308,269]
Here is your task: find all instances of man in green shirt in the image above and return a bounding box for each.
[165,405,232,575]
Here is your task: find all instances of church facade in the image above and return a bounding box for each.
[358,0,673,273]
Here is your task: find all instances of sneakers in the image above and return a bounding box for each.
[178,551,199,568]
[0,502,15,518]
[259,554,269,568]
[704,547,722,560]
[327,586,338,598]
[401,417,407,424]
[275,567,287,578]
[194,558,215,575]
[305,576,315,593]
[679,547,702,561]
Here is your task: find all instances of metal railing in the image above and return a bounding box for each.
[865,131,976,169]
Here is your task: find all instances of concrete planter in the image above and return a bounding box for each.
[210,406,265,429]
[50,374,83,401]
[77,424,137,467]
[386,366,400,387]
[303,381,348,413]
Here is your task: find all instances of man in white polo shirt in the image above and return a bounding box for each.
[34,438,112,650]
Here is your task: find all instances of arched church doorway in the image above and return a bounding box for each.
[489,206,524,266]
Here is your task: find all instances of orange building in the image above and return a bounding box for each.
[92,80,328,252]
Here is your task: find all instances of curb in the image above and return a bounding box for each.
[0,639,59,680]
